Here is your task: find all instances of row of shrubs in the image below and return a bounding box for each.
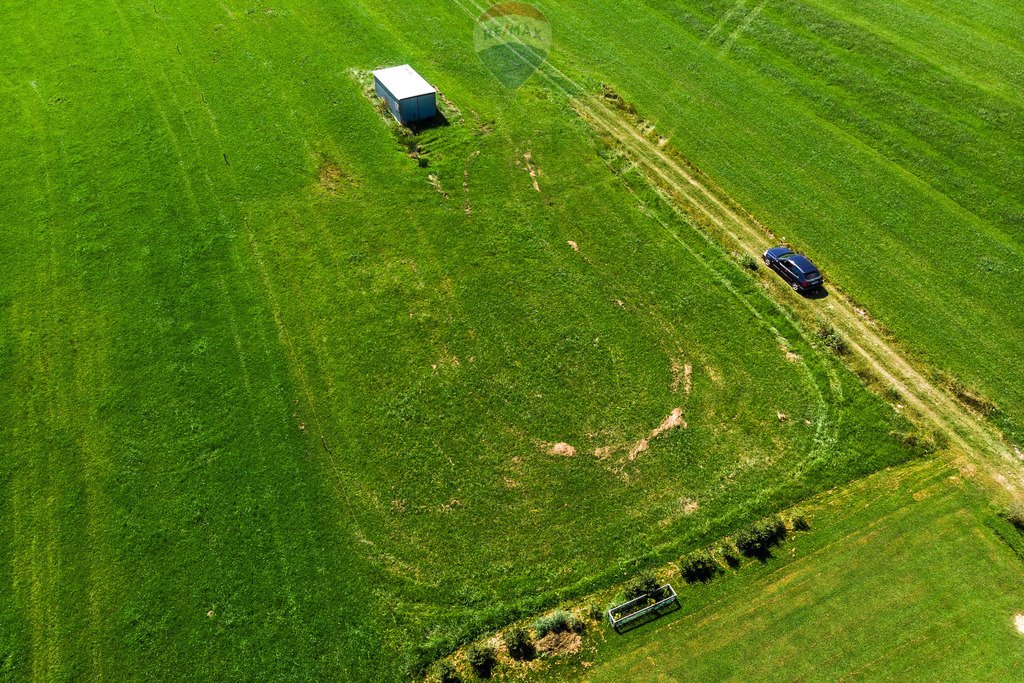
[679,514,809,584]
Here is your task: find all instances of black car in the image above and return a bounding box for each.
[763,246,824,292]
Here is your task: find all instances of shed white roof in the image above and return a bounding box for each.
[372,64,437,100]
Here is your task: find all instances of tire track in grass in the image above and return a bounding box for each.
[449,0,1023,498]
[104,2,365,672]
[37,26,122,668]
[12,37,118,676]
[704,0,750,43]
[107,4,393,674]
[718,0,768,56]
[10,82,62,683]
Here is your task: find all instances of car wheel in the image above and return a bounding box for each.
[764,258,771,267]
[792,283,800,292]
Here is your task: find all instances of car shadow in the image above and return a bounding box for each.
[800,286,830,300]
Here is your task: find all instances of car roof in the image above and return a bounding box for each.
[767,246,794,257]
[785,254,818,272]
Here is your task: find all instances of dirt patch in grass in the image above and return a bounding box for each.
[628,438,650,459]
[670,359,692,395]
[568,240,579,252]
[548,442,577,457]
[318,163,343,193]
[428,174,449,198]
[440,498,462,511]
[598,408,687,464]
[536,630,582,656]
[524,150,541,192]
[653,408,686,436]
[316,157,354,195]
[1015,614,1024,634]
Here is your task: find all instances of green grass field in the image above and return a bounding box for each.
[570,460,1024,681]
[1,0,1021,680]
[537,0,1024,440]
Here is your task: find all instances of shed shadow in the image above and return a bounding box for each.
[406,111,450,133]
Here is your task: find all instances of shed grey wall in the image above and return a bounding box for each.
[373,77,437,125]
[399,93,437,123]
[374,79,402,122]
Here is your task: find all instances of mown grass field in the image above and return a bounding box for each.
[567,460,1024,681]
[0,0,1020,680]
[536,0,1024,441]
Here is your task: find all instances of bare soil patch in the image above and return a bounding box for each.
[548,442,577,457]
[524,150,541,192]
[670,358,691,394]
[317,159,353,195]
[652,408,686,437]
[628,438,649,460]
[600,408,687,464]
[428,174,449,198]
[536,631,582,656]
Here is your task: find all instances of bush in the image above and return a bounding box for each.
[502,626,534,661]
[736,517,787,559]
[623,573,660,601]
[436,660,459,683]
[532,610,580,639]
[791,514,810,532]
[466,643,497,679]
[716,543,741,568]
[740,253,759,271]
[817,325,849,355]
[1006,503,1024,532]
[679,550,720,583]
[586,603,604,622]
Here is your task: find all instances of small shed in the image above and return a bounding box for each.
[372,65,438,125]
